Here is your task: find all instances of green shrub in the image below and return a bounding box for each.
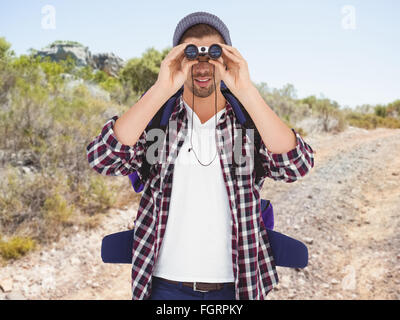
[345,112,400,129]
[0,38,143,262]
[0,166,24,228]
[0,236,36,260]
[88,175,117,209]
[49,40,85,48]
[42,193,75,225]
[74,175,117,216]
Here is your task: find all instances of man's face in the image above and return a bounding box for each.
[182,35,225,98]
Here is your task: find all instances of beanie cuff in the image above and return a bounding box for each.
[173,11,232,47]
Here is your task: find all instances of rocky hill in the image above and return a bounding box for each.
[34,40,125,77]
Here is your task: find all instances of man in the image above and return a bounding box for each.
[86,11,315,300]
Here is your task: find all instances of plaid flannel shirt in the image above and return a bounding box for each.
[86,94,315,300]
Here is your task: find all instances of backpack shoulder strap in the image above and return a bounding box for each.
[143,86,184,130]
[139,86,184,183]
[220,82,264,183]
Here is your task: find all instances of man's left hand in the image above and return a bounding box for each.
[208,43,254,96]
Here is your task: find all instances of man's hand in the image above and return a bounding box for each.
[209,44,299,156]
[155,43,198,97]
[208,43,254,96]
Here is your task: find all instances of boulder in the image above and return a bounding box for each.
[0,278,13,293]
[93,53,126,77]
[5,292,26,300]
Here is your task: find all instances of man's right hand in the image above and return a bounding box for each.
[109,45,197,149]
[155,43,198,96]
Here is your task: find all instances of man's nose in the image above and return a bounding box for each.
[194,60,212,72]
[197,55,210,63]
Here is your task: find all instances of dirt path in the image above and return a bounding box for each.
[330,147,400,299]
[266,126,400,300]
[1,126,399,300]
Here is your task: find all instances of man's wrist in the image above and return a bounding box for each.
[235,83,258,103]
[152,81,177,100]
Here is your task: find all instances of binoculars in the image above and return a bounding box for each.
[184,43,222,60]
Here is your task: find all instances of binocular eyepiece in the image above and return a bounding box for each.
[184,44,222,60]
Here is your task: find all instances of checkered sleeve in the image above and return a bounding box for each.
[86,115,147,176]
[258,128,314,183]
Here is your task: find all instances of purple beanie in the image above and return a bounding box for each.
[172,11,232,47]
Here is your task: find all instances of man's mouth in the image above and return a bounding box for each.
[195,77,211,87]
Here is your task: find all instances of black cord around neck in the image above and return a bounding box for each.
[187,64,218,166]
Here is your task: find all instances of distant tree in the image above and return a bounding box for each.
[120,47,170,95]
[354,104,375,114]
[0,37,14,60]
[300,95,318,110]
[299,95,344,132]
[0,37,16,104]
[374,105,387,118]
[319,101,333,131]
[300,95,340,111]
[387,100,400,118]
[278,83,297,99]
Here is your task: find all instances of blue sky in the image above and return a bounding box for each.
[1,0,399,108]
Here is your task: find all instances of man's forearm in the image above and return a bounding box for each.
[236,85,297,154]
[114,83,171,146]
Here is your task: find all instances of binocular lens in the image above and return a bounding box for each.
[184,44,198,60]
[208,44,222,59]
[184,44,222,60]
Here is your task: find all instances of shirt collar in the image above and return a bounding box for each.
[171,93,234,125]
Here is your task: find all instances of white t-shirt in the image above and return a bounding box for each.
[152,97,234,282]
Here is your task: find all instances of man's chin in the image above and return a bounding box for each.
[193,84,215,98]
[194,90,214,98]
